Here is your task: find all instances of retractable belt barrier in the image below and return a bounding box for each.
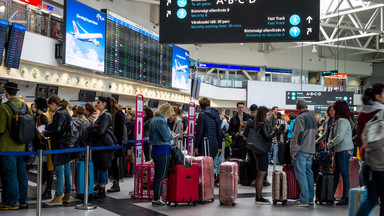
[0,139,147,216]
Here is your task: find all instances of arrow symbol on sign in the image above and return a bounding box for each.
[166,10,171,17]
[306,16,313,24]
[167,0,171,6]
[307,28,312,35]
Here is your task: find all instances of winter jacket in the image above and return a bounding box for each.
[228,112,251,137]
[149,114,173,146]
[0,98,33,151]
[143,117,152,138]
[112,110,127,145]
[44,107,72,167]
[88,110,117,171]
[255,122,276,147]
[287,119,295,139]
[357,102,384,148]
[327,118,354,153]
[290,110,317,156]
[195,107,222,158]
[168,116,183,142]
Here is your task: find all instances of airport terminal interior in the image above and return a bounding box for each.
[0,0,384,215]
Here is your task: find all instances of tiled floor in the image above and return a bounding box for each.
[0,165,380,216]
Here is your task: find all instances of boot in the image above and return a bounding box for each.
[336,197,348,206]
[45,195,63,206]
[94,187,106,199]
[107,181,120,193]
[62,193,71,203]
[42,190,52,200]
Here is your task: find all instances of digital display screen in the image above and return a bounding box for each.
[0,20,8,66]
[172,45,189,90]
[160,0,320,43]
[286,91,354,106]
[4,23,25,69]
[64,0,105,72]
[104,11,173,87]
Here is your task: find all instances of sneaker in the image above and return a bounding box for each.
[42,190,52,200]
[152,200,166,206]
[63,193,71,203]
[107,185,120,193]
[45,195,63,206]
[336,197,348,206]
[309,202,314,205]
[290,200,309,207]
[19,202,28,209]
[254,197,271,205]
[263,180,271,187]
[0,203,19,210]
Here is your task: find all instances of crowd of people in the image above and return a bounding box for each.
[0,81,383,215]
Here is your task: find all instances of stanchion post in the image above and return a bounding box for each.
[36,150,43,216]
[75,146,97,210]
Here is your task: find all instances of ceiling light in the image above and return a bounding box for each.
[312,45,317,53]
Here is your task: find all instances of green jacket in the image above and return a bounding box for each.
[0,98,33,151]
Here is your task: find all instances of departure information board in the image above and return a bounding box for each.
[0,20,8,65]
[5,23,26,69]
[286,91,354,106]
[105,11,173,87]
[160,0,320,43]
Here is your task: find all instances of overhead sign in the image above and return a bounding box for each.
[63,0,105,72]
[18,0,42,8]
[326,74,348,79]
[160,0,320,43]
[322,70,338,76]
[42,2,64,17]
[286,91,354,106]
[172,45,190,90]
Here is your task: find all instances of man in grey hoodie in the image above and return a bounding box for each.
[290,99,317,207]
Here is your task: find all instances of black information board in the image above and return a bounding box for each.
[286,91,354,106]
[322,70,338,76]
[4,23,26,69]
[105,11,173,87]
[160,0,320,43]
[0,20,8,65]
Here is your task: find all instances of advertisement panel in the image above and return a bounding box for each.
[64,0,105,72]
[172,45,189,90]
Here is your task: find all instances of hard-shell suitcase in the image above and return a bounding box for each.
[239,150,256,186]
[283,164,300,199]
[348,187,373,216]
[272,144,287,205]
[315,172,335,205]
[193,156,214,203]
[219,161,238,206]
[75,161,94,197]
[335,157,360,198]
[312,156,319,183]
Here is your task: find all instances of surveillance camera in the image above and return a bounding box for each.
[109,84,112,89]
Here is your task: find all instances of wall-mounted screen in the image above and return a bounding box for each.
[148,99,159,108]
[64,0,105,72]
[160,0,320,43]
[104,10,173,88]
[36,84,48,98]
[86,91,96,102]
[4,23,26,69]
[78,90,88,101]
[47,86,59,97]
[172,45,189,90]
[0,20,8,65]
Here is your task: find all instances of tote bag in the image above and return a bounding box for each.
[246,127,270,156]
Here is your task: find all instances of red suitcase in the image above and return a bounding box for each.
[283,164,300,199]
[219,161,239,206]
[193,156,215,203]
[335,157,360,198]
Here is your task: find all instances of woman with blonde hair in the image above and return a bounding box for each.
[149,103,175,206]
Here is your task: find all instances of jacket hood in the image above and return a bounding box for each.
[361,102,384,114]
[202,107,220,119]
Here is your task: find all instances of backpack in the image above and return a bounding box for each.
[6,102,35,144]
[362,110,384,171]
[62,120,81,148]
[72,119,89,159]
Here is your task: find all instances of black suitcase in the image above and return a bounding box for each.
[277,142,289,165]
[312,157,319,183]
[315,172,335,205]
[239,151,256,186]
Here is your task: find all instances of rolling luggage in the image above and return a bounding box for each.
[219,161,238,206]
[316,152,335,205]
[278,142,289,165]
[335,157,360,198]
[239,150,256,186]
[75,161,94,197]
[193,138,214,203]
[167,137,199,206]
[272,145,287,205]
[282,164,300,199]
[312,156,319,183]
[348,187,373,216]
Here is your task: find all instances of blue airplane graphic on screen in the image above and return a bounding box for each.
[175,59,188,73]
[71,20,103,46]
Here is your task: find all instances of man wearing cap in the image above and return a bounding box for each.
[0,82,32,210]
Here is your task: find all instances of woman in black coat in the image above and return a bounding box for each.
[194,97,222,158]
[252,106,276,205]
[43,96,72,206]
[89,96,117,198]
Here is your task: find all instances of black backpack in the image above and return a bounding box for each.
[6,102,35,144]
[72,119,89,159]
[62,120,81,148]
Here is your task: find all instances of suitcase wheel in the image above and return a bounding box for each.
[193,201,197,206]
[231,202,236,206]
[273,200,277,205]
[220,202,224,206]
[282,200,287,206]
[211,198,214,202]
[174,202,178,207]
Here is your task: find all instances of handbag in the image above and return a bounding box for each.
[246,127,270,156]
[169,144,185,165]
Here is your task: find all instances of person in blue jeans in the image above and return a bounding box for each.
[327,100,354,206]
[149,103,175,206]
[290,99,318,207]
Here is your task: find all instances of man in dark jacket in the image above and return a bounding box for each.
[194,97,222,158]
[228,102,251,159]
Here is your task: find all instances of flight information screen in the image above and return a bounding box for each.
[4,23,26,69]
[105,11,173,87]
[0,19,8,66]
[160,0,320,43]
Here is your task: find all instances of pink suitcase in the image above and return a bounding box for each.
[219,161,238,206]
[193,156,215,203]
[335,157,360,198]
[272,145,287,205]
